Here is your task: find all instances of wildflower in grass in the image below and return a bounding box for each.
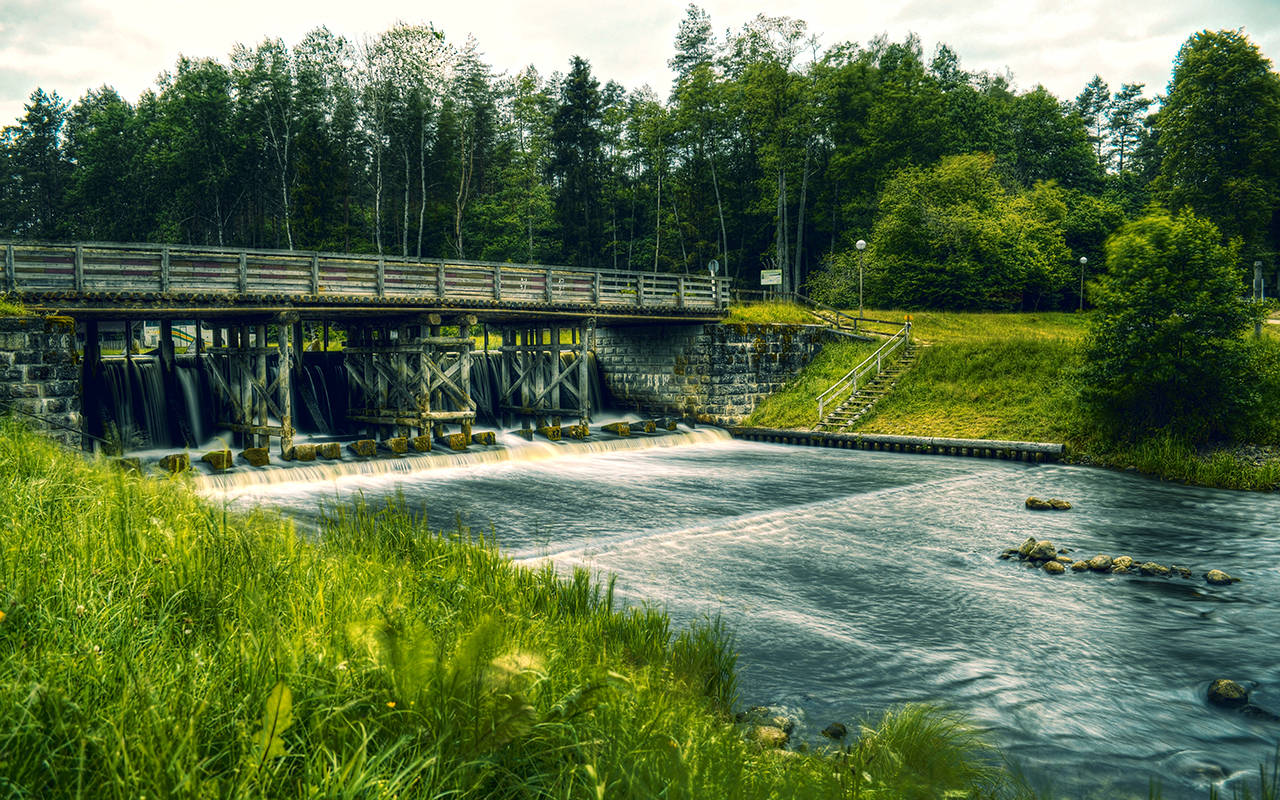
[386,701,396,708]
[75,604,86,617]
[0,609,6,624]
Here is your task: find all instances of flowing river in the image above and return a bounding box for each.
[217,432,1280,799]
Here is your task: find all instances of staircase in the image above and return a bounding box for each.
[814,343,923,432]
[813,322,920,433]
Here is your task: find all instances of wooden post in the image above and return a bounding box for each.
[310,252,320,294]
[161,247,171,292]
[545,268,554,303]
[81,319,102,451]
[437,259,446,297]
[493,264,502,300]
[4,244,14,293]
[429,321,443,439]
[73,244,84,292]
[637,275,645,306]
[592,271,601,304]
[549,325,561,417]
[376,258,386,297]
[277,319,293,454]
[238,252,248,294]
[322,321,330,351]
[195,319,203,356]
[161,320,192,446]
[293,321,305,365]
[255,324,267,447]
[677,275,685,308]
[578,318,594,426]
[533,327,546,428]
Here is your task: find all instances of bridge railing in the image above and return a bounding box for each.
[1,242,730,311]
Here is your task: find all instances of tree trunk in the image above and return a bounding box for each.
[776,169,788,294]
[374,140,383,255]
[417,110,427,258]
[708,142,729,280]
[793,143,811,294]
[654,160,662,272]
[402,148,410,257]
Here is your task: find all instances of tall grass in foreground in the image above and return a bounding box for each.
[0,420,1018,799]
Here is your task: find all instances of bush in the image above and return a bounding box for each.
[1078,208,1266,442]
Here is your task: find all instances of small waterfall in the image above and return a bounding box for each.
[176,358,212,445]
[198,426,732,495]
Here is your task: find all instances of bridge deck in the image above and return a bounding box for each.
[3,242,728,322]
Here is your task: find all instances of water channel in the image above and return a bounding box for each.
[217,432,1280,799]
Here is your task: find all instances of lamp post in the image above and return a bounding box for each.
[856,239,867,319]
[1078,256,1088,311]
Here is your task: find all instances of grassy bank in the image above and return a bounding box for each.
[0,421,1022,799]
[742,308,1280,490]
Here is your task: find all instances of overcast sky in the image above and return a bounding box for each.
[1,0,1278,126]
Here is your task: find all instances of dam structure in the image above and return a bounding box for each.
[3,241,814,459]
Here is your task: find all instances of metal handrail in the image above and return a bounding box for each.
[816,322,911,421]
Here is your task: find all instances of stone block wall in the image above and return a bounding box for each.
[593,323,827,425]
[0,316,82,447]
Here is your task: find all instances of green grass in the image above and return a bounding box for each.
[744,309,1280,491]
[725,301,821,326]
[0,295,26,316]
[0,420,1020,799]
[744,338,884,429]
[856,312,1085,442]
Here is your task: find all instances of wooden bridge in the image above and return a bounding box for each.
[1,242,728,321]
[4,241,728,455]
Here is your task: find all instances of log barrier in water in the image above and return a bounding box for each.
[728,427,1065,463]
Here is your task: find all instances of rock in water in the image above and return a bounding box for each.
[1070,560,1090,571]
[1018,537,1038,558]
[1088,554,1113,572]
[158,453,190,473]
[384,437,408,455]
[411,436,433,452]
[1030,540,1058,561]
[602,422,631,436]
[1026,496,1072,511]
[822,722,848,739]
[1205,569,1236,586]
[1112,556,1134,570]
[240,448,270,467]
[1140,562,1171,577]
[201,450,233,470]
[1208,679,1248,708]
[316,442,342,459]
[471,431,497,446]
[347,439,377,458]
[1043,561,1066,574]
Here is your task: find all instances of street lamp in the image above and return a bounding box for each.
[856,239,867,319]
[1078,256,1088,312]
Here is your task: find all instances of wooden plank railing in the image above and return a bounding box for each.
[1,242,730,312]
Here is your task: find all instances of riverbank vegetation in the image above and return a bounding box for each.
[0,420,1032,799]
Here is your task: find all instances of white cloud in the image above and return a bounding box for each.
[0,0,1277,124]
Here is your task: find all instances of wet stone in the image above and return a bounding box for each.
[240,448,271,467]
[158,453,190,473]
[1208,679,1248,708]
[317,442,342,459]
[1088,555,1113,572]
[1205,569,1236,586]
[383,437,408,455]
[285,443,317,462]
[201,450,233,470]
[347,440,377,458]
[470,431,497,446]
[411,435,433,452]
[1043,561,1066,574]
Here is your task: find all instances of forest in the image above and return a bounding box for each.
[1,6,1277,310]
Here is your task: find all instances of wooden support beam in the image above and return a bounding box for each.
[73,244,84,292]
[277,321,293,453]
[161,247,171,292]
[255,323,268,447]
[81,319,102,451]
[4,244,14,293]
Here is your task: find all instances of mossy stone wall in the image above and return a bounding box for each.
[594,323,824,425]
[0,316,81,447]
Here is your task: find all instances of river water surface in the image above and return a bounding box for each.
[221,433,1280,799]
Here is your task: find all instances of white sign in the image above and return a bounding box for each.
[760,269,782,286]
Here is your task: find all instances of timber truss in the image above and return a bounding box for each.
[203,316,296,450]
[344,314,476,440]
[491,318,595,433]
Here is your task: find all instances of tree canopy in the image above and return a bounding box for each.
[0,15,1275,311]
